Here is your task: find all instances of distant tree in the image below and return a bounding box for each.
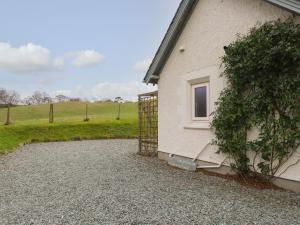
[6,90,20,105]
[0,88,20,106]
[55,95,69,103]
[41,92,52,104]
[70,98,81,102]
[0,89,20,125]
[30,91,44,105]
[114,97,122,103]
[0,88,8,105]
[43,96,53,104]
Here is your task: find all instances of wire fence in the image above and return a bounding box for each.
[0,102,138,126]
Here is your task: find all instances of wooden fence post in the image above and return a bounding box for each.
[4,105,11,125]
[116,103,121,120]
[84,103,89,122]
[49,103,54,123]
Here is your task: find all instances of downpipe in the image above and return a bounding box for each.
[193,143,227,169]
[167,143,227,171]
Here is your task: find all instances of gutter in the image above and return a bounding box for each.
[265,0,300,15]
[143,0,300,85]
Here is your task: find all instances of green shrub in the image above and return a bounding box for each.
[212,19,300,178]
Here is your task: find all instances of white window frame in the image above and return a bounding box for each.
[191,82,209,121]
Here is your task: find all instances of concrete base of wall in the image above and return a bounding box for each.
[272,178,300,194]
[157,151,300,193]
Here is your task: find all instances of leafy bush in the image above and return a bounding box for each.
[212,19,300,178]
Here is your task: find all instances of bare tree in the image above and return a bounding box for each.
[6,90,20,105]
[0,88,8,105]
[23,91,52,105]
[43,96,53,104]
[23,97,33,105]
[41,92,52,104]
[0,88,20,106]
[0,89,20,125]
[30,91,44,105]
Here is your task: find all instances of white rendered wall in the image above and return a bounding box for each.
[157,0,300,181]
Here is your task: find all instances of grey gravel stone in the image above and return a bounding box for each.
[0,140,299,225]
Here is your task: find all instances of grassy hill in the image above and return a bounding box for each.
[0,102,138,154]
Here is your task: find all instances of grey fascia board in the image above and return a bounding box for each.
[265,0,300,15]
[144,0,199,84]
[144,0,300,84]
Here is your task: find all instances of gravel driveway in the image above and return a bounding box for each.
[0,140,299,225]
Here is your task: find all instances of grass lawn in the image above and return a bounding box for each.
[0,102,138,154]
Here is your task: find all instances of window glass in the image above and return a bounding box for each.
[194,86,207,118]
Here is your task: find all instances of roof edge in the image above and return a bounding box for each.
[265,0,300,15]
[143,0,300,84]
[144,0,199,84]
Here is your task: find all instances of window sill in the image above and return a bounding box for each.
[184,122,211,130]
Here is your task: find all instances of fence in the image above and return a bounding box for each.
[0,101,137,125]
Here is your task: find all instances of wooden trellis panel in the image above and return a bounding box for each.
[138,91,158,156]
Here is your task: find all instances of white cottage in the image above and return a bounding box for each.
[143,0,300,193]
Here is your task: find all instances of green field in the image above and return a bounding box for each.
[0,102,138,154]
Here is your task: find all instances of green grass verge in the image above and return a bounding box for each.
[0,120,138,154]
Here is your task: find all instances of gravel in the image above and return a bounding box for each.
[0,140,299,225]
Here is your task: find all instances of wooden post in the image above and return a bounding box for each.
[116,102,121,120]
[138,96,142,153]
[49,103,54,123]
[84,103,89,122]
[86,103,88,121]
[4,105,11,125]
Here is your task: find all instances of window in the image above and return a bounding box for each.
[192,83,209,120]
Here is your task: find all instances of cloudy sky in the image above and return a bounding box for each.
[0,0,181,100]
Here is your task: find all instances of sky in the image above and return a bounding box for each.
[0,0,181,100]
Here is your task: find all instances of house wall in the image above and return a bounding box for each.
[157,0,300,184]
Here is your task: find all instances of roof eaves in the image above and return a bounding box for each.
[143,0,199,84]
[265,0,300,15]
[143,0,300,85]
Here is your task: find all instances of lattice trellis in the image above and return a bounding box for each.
[138,91,158,156]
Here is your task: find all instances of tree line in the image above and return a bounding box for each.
[0,88,128,106]
[0,88,74,106]
[1,88,126,125]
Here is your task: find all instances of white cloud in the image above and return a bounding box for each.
[133,58,152,74]
[91,81,155,100]
[51,89,72,97]
[73,81,156,101]
[0,42,64,73]
[69,50,104,67]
